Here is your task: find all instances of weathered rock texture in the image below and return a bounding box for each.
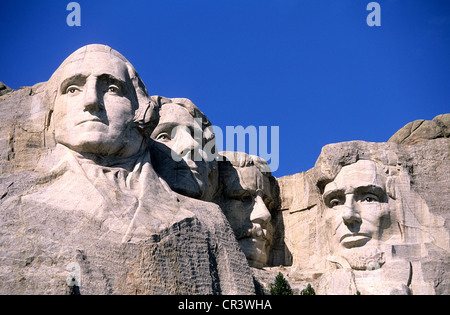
[276,137,450,295]
[0,82,12,96]
[1,46,448,295]
[389,114,450,145]
[0,69,255,294]
[0,83,49,176]
[1,182,254,294]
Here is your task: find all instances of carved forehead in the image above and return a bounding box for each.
[324,160,386,194]
[158,103,202,128]
[51,45,134,83]
[222,162,271,197]
[236,166,270,193]
[58,52,131,85]
[59,44,130,67]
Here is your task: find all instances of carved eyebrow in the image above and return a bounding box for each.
[60,74,87,94]
[153,122,198,138]
[151,122,179,137]
[226,188,252,199]
[322,189,345,204]
[354,185,387,201]
[97,74,127,93]
[59,73,128,95]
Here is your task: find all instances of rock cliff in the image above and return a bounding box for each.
[275,126,449,295]
[0,82,255,295]
[1,55,448,294]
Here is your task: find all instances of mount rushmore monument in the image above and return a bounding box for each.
[0,45,449,294]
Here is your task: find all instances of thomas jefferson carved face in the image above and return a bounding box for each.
[53,51,143,158]
[150,101,217,201]
[323,160,389,269]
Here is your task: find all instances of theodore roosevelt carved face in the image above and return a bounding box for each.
[218,152,274,268]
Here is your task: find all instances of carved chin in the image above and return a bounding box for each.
[341,247,385,271]
[239,237,268,268]
[56,127,142,157]
[59,137,122,156]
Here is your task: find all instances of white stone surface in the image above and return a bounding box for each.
[0,44,448,295]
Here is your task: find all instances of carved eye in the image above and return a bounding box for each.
[108,85,120,94]
[325,194,344,208]
[66,85,80,94]
[362,194,379,203]
[329,198,343,208]
[240,194,253,204]
[233,191,253,204]
[156,132,171,142]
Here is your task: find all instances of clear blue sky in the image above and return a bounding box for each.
[1,1,449,177]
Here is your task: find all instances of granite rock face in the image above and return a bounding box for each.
[0,45,255,295]
[0,83,49,176]
[0,182,254,294]
[1,44,448,295]
[276,138,450,295]
[0,82,12,96]
[389,114,450,145]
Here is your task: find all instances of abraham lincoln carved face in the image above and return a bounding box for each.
[323,160,389,270]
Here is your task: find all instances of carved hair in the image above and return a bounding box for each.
[314,141,407,196]
[151,95,216,149]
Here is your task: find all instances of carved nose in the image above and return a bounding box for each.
[174,128,198,158]
[250,195,271,225]
[83,81,103,112]
[342,195,361,227]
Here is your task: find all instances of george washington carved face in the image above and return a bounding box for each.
[52,46,147,158]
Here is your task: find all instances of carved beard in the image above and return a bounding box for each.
[340,246,385,271]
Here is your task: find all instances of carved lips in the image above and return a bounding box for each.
[340,233,371,248]
[75,117,104,126]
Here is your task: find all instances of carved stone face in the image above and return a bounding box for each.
[53,51,143,158]
[220,163,273,268]
[151,103,212,200]
[323,160,389,268]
